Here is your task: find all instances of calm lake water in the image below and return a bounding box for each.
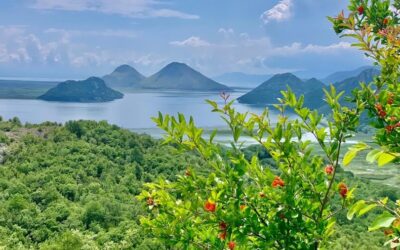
[0,90,279,135]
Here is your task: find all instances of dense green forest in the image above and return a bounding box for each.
[0,118,396,249]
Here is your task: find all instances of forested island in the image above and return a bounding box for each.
[38,77,124,103]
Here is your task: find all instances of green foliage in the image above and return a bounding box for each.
[138,83,366,249]
[329,0,400,248]
[0,120,196,249]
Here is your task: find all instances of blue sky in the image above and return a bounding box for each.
[0,0,370,80]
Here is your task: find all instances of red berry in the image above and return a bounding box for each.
[219,221,227,231]
[383,18,389,25]
[357,5,364,15]
[228,241,236,250]
[375,103,383,112]
[272,176,285,188]
[218,231,227,240]
[240,204,246,211]
[338,183,348,198]
[204,200,216,212]
[386,125,395,133]
[325,165,334,175]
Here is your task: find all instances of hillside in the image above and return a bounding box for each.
[237,73,325,104]
[0,118,393,249]
[140,62,231,91]
[303,68,380,111]
[321,66,376,85]
[38,77,124,103]
[103,65,145,89]
[0,119,197,249]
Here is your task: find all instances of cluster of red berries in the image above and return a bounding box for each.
[338,183,348,198]
[217,221,236,249]
[324,165,334,175]
[218,221,227,240]
[385,122,400,133]
[272,176,285,188]
[375,103,387,119]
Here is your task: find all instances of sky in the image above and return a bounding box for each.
[0,0,371,80]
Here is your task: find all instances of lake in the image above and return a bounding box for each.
[0,90,279,136]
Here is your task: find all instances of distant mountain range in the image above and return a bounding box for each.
[237,73,325,105]
[320,66,378,85]
[212,72,272,88]
[0,64,379,104]
[102,64,145,89]
[102,62,231,91]
[38,77,123,102]
[237,67,380,112]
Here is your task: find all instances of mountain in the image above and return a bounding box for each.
[321,66,377,85]
[38,77,124,102]
[212,72,272,88]
[140,62,231,91]
[237,73,325,104]
[304,68,380,111]
[334,68,380,93]
[102,65,145,88]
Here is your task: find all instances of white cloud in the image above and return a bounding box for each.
[0,26,67,64]
[32,0,199,19]
[167,30,359,75]
[218,28,234,36]
[261,0,293,24]
[148,9,198,19]
[170,36,211,47]
[271,41,352,55]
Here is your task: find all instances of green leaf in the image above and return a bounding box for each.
[358,204,377,217]
[377,152,396,166]
[343,150,357,166]
[368,212,396,231]
[366,149,382,163]
[347,200,365,220]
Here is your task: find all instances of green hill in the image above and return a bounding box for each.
[38,77,123,103]
[103,65,145,89]
[140,62,231,91]
[237,73,325,104]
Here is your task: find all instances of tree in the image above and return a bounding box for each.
[138,0,400,249]
[329,0,400,248]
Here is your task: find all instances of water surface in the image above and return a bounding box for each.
[0,90,277,132]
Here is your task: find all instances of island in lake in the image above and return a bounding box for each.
[38,77,124,103]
